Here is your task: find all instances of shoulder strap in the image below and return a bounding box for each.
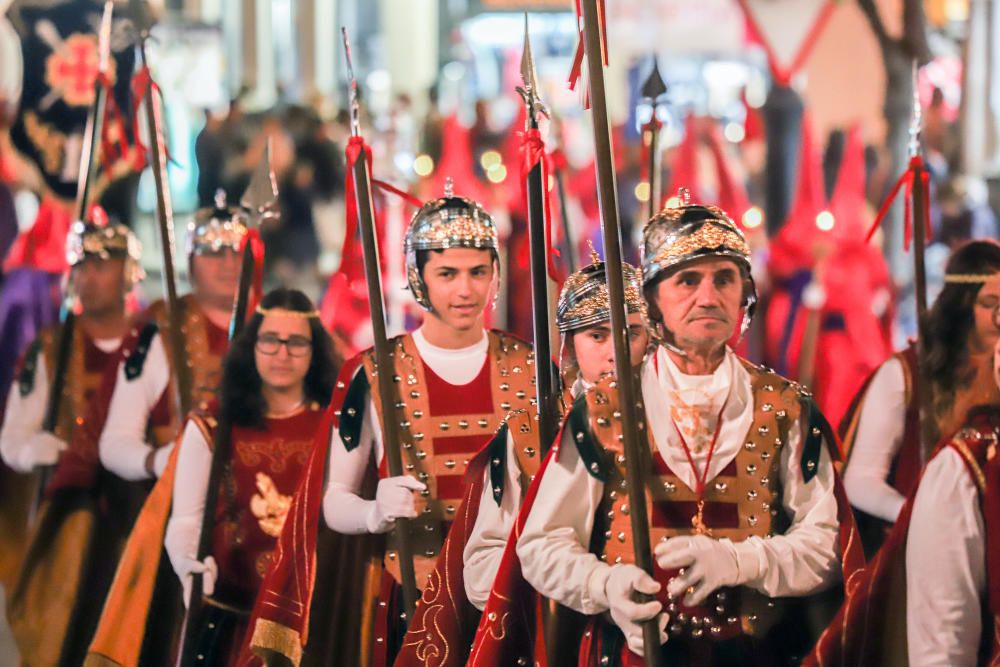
[123,321,160,381]
[17,336,45,397]
[334,352,370,451]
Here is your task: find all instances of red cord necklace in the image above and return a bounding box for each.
[670,397,729,536]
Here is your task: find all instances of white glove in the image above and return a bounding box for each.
[178,555,218,608]
[655,535,753,606]
[24,431,68,470]
[604,564,667,657]
[366,475,427,533]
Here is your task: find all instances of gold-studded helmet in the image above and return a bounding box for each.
[404,180,500,311]
[557,255,645,333]
[65,205,145,287]
[641,191,757,338]
[185,189,249,257]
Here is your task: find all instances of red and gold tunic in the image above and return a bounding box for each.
[190,405,324,611]
[14,325,122,441]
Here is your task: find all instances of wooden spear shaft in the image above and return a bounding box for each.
[579,0,660,664]
[138,42,192,417]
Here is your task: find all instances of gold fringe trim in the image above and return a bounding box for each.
[250,618,303,667]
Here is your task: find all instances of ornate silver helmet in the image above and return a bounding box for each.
[185,190,250,256]
[404,179,500,311]
[641,190,757,340]
[557,250,645,333]
[66,205,145,287]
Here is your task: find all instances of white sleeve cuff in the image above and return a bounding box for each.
[583,562,613,613]
[731,538,765,585]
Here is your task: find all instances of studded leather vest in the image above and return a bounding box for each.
[585,360,808,641]
[141,295,229,447]
[356,331,536,584]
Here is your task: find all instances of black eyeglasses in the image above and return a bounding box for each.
[256,333,312,357]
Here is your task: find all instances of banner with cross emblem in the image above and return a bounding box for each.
[7,0,138,202]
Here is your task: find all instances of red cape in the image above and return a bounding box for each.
[806,407,1000,666]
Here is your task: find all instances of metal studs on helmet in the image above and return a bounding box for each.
[557,250,645,333]
[66,205,145,287]
[403,179,500,311]
[184,189,250,257]
[641,190,757,341]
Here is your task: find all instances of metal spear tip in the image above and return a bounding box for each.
[517,13,549,121]
[97,0,114,74]
[908,60,922,159]
[640,57,667,103]
[241,140,280,226]
[341,26,362,137]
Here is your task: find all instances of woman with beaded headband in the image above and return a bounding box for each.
[158,288,338,665]
[243,184,537,666]
[510,197,860,666]
[841,239,1000,556]
[806,321,1000,666]
[2,206,147,665]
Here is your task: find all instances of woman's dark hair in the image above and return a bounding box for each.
[922,240,1000,423]
[219,288,341,428]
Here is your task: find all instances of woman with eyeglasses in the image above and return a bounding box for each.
[163,288,339,665]
[841,239,1000,556]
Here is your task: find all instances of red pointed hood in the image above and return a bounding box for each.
[769,114,826,277]
[665,114,702,203]
[424,114,492,205]
[828,124,869,243]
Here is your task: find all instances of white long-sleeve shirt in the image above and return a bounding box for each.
[0,336,120,473]
[461,379,592,610]
[843,356,909,522]
[906,447,985,667]
[98,333,174,481]
[322,328,489,535]
[516,346,841,617]
[164,420,212,579]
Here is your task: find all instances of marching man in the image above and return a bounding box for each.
[515,197,859,666]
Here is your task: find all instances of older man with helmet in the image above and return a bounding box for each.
[515,194,854,666]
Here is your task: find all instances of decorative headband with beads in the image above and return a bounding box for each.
[943,273,999,284]
[254,304,321,319]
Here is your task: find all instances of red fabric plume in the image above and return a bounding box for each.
[520,128,562,283]
[2,196,74,273]
[864,155,931,251]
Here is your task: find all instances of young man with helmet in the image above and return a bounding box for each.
[245,183,537,666]
[97,191,245,483]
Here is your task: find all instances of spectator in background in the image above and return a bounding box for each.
[195,108,225,207]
